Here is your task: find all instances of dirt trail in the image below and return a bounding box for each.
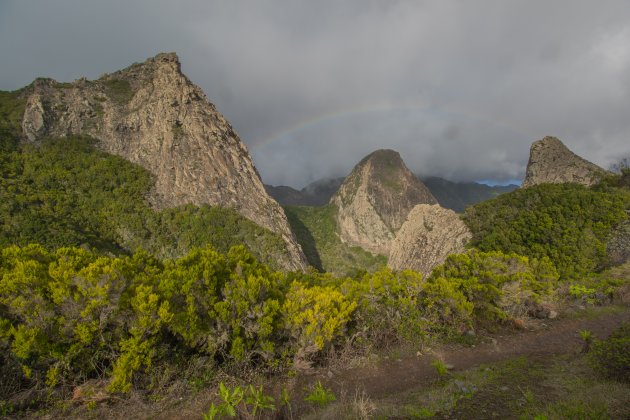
[318,308,630,401]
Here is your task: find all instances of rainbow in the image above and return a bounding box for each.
[251,100,534,150]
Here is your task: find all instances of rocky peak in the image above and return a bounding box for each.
[330,149,437,255]
[522,136,610,188]
[388,204,471,276]
[19,52,307,270]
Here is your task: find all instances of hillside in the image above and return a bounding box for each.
[14,53,307,270]
[284,204,386,275]
[0,135,295,269]
[463,182,630,279]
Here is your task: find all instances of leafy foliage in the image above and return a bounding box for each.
[463,183,629,279]
[0,135,292,268]
[429,250,557,323]
[0,90,25,153]
[304,381,336,407]
[0,242,562,402]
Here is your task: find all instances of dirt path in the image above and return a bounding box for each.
[312,307,630,402]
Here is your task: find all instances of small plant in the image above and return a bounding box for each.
[404,405,435,418]
[244,384,275,416]
[351,389,376,420]
[569,285,597,304]
[579,329,593,353]
[431,359,450,377]
[279,387,293,419]
[203,382,244,419]
[304,381,336,407]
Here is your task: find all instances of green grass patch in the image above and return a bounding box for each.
[370,354,630,419]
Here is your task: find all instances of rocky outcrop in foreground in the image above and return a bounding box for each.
[522,136,609,188]
[330,149,437,255]
[20,53,307,270]
[388,204,471,275]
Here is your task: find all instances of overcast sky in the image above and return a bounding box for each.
[1,1,629,188]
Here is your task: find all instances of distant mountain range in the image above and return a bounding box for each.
[266,176,518,213]
[421,177,519,213]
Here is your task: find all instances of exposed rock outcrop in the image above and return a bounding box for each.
[19,53,307,270]
[330,149,437,255]
[388,204,471,276]
[522,136,610,188]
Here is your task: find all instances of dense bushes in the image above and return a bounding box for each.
[463,183,629,279]
[0,245,555,399]
[0,135,293,268]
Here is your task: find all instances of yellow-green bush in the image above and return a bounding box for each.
[283,281,356,359]
[0,243,565,406]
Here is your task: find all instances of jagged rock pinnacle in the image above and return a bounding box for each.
[330,149,437,255]
[522,136,609,188]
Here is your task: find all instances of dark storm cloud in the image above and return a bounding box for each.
[2,0,629,187]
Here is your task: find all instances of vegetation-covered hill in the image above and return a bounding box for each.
[463,182,630,279]
[0,134,294,269]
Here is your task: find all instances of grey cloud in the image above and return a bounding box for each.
[1,0,629,188]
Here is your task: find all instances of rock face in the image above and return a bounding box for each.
[522,136,609,188]
[388,204,471,276]
[20,52,307,270]
[330,149,437,255]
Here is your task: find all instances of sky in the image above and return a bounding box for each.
[1,1,629,188]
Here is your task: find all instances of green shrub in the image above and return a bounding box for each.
[304,381,336,407]
[343,268,427,346]
[283,281,356,359]
[429,250,557,323]
[589,322,630,382]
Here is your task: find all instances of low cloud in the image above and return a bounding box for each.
[2,0,629,187]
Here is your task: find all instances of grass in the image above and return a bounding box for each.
[362,354,630,419]
[284,204,387,275]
